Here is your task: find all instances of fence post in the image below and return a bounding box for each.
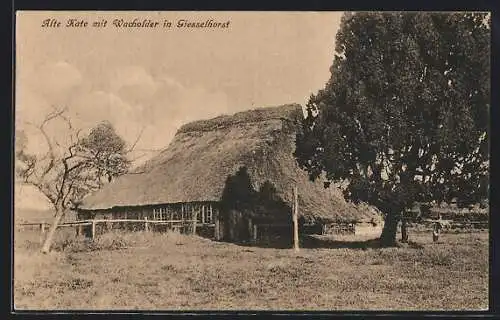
[144,216,149,232]
[214,218,220,240]
[40,223,46,233]
[91,220,96,240]
[192,219,197,235]
[253,224,258,242]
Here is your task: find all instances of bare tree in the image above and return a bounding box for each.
[16,106,139,253]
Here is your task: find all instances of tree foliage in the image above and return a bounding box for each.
[77,121,131,187]
[295,12,490,245]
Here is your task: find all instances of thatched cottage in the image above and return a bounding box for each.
[77,104,383,243]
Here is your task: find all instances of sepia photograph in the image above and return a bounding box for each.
[14,11,490,311]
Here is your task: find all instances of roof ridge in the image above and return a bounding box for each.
[177,104,302,134]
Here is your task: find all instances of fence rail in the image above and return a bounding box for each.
[17,217,486,241]
[17,219,201,226]
[420,219,487,225]
[16,218,213,239]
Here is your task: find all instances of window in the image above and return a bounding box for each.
[201,204,215,224]
[153,207,168,221]
[199,205,205,223]
[208,206,214,224]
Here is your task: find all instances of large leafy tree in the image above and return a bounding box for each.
[16,108,133,253]
[295,12,490,246]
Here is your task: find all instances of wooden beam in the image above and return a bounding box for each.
[192,206,198,235]
[80,218,196,224]
[91,220,96,240]
[248,218,253,239]
[256,223,291,228]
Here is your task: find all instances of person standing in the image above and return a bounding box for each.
[433,215,443,243]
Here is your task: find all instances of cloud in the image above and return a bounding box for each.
[17,62,232,166]
[159,75,185,91]
[130,77,230,155]
[15,61,86,155]
[143,77,230,125]
[15,182,52,210]
[103,68,231,153]
[16,89,140,156]
[109,66,158,105]
[26,61,83,103]
[173,84,230,122]
[71,90,144,144]
[15,89,51,126]
[15,89,59,154]
[72,90,135,122]
[105,66,231,127]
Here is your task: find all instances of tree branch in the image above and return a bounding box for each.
[126,126,146,154]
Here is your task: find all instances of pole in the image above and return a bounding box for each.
[214,217,220,240]
[192,208,198,235]
[91,220,96,240]
[144,216,149,232]
[293,185,299,252]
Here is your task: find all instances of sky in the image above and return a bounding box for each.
[16,11,343,168]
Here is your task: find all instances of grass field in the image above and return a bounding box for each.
[13,227,488,311]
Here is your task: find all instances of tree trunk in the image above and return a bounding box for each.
[379,212,400,247]
[401,218,409,243]
[41,206,65,254]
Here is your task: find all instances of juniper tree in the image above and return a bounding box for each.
[295,12,490,246]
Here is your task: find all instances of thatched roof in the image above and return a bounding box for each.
[79,104,380,224]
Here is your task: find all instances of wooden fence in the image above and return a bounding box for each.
[413,219,488,230]
[16,218,213,239]
[17,218,487,244]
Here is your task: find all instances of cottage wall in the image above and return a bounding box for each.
[217,207,294,244]
[318,221,383,237]
[354,223,383,237]
[222,209,251,242]
[322,223,355,235]
[76,202,219,237]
